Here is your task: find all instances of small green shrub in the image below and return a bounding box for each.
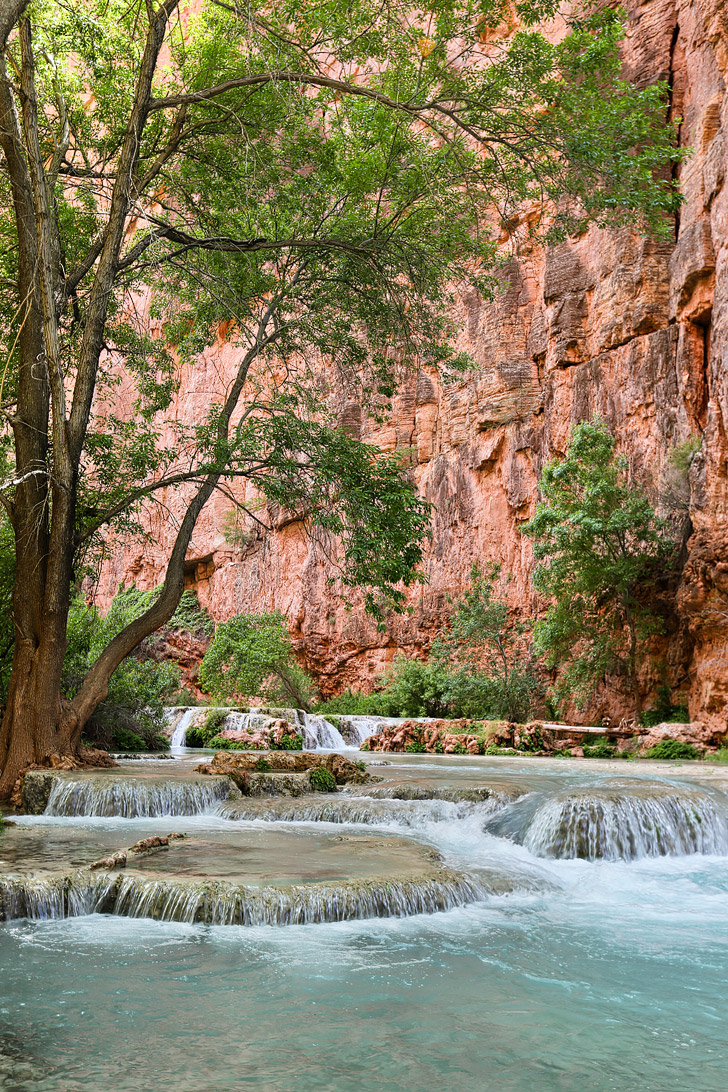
[640,684,690,729]
[645,739,700,760]
[207,734,248,751]
[255,757,272,772]
[274,733,304,751]
[582,737,618,759]
[111,728,147,752]
[453,743,468,755]
[315,689,391,716]
[705,747,728,765]
[404,740,426,753]
[483,743,515,756]
[309,767,338,793]
[553,749,573,758]
[354,760,367,772]
[203,708,230,735]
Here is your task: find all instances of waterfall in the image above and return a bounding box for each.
[337,716,401,747]
[0,869,489,926]
[43,776,232,818]
[165,706,347,751]
[300,713,348,750]
[517,786,728,861]
[168,707,204,748]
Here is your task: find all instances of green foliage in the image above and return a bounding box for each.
[309,767,338,793]
[314,689,391,716]
[705,748,728,765]
[380,657,451,718]
[255,757,272,773]
[645,740,700,761]
[200,611,317,709]
[582,737,619,759]
[354,760,367,773]
[185,725,214,748]
[203,709,229,736]
[275,734,304,751]
[404,740,427,753]
[316,562,540,721]
[110,728,147,753]
[436,564,539,721]
[207,735,248,751]
[522,419,674,710]
[62,589,181,751]
[640,684,690,728]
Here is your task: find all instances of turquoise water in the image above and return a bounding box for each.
[1,756,727,1091]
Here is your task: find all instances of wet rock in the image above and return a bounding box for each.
[195,750,371,787]
[89,850,128,871]
[19,771,57,815]
[78,747,119,768]
[242,772,311,797]
[128,833,187,855]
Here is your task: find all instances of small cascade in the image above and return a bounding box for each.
[219,794,503,828]
[0,869,489,926]
[300,713,348,750]
[43,776,232,818]
[0,871,118,921]
[337,716,401,747]
[168,707,204,748]
[516,785,728,861]
[222,709,269,735]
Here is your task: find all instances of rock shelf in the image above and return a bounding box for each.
[0,822,491,926]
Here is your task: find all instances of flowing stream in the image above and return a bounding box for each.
[1,752,727,1091]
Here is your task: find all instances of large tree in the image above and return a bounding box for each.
[0,0,680,795]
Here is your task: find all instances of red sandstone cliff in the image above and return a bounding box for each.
[95,0,728,731]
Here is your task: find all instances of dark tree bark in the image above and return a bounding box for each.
[0,2,183,795]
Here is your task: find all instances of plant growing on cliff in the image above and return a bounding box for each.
[199,611,316,710]
[522,419,674,712]
[0,0,682,795]
[438,564,539,722]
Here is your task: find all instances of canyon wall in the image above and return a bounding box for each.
[97,0,728,729]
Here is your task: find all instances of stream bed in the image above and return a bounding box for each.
[1,752,727,1091]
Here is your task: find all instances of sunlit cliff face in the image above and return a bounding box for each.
[95,0,728,730]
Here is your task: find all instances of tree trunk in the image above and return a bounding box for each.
[0,612,77,798]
